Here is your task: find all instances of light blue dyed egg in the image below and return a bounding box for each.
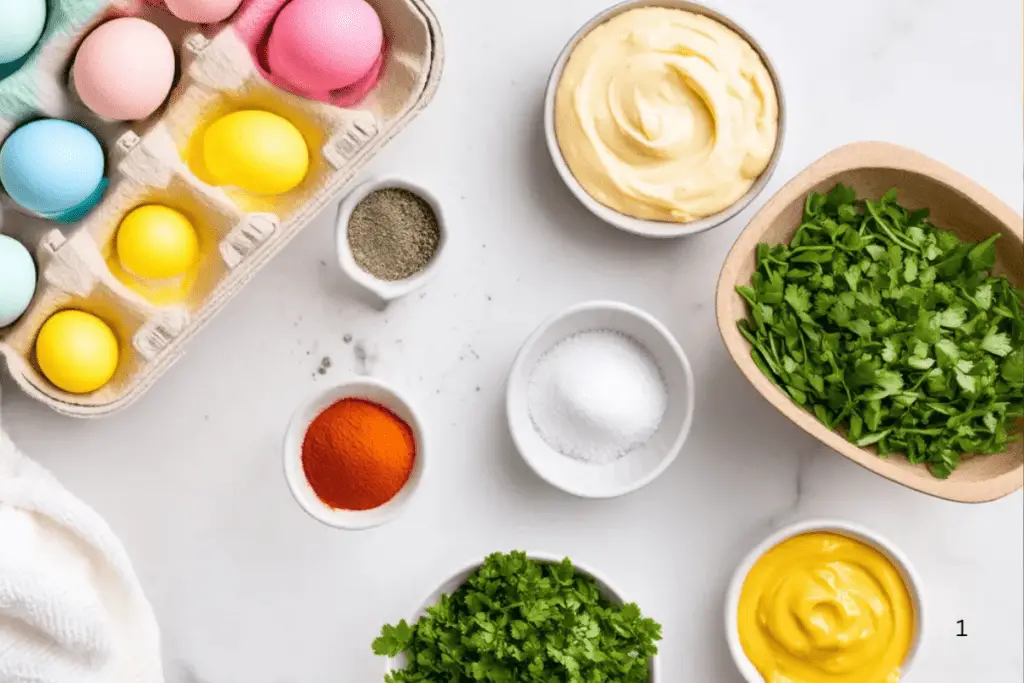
[0,0,47,65]
[0,235,37,327]
[0,119,105,218]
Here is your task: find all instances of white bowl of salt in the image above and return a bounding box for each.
[506,300,694,498]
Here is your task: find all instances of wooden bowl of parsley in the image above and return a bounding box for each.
[716,142,1023,503]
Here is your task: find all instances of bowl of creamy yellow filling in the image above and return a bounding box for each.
[725,520,924,683]
[545,1,784,237]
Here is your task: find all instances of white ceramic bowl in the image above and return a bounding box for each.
[724,519,925,682]
[386,551,661,680]
[335,177,448,304]
[543,0,786,238]
[506,300,694,498]
[282,378,426,530]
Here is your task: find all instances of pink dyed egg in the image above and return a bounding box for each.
[164,0,244,23]
[267,0,384,95]
[72,18,175,121]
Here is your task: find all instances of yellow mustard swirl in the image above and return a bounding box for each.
[554,7,779,222]
[738,532,914,683]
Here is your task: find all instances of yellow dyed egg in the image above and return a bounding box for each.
[202,110,309,195]
[35,310,119,393]
[116,205,199,279]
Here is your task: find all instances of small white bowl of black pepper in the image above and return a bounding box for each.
[336,178,447,306]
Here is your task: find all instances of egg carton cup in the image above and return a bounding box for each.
[0,0,443,416]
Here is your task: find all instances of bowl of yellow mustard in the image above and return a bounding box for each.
[725,520,924,683]
[544,0,785,238]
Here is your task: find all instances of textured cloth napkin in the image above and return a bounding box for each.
[0,387,164,683]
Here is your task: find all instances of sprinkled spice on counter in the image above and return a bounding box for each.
[348,188,440,281]
[528,330,667,464]
[301,398,415,510]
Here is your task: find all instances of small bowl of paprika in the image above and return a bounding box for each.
[283,378,425,530]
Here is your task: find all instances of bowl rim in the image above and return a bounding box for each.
[334,177,448,303]
[282,377,426,530]
[386,550,662,679]
[724,519,925,683]
[542,0,787,239]
[505,299,695,498]
[715,140,1024,503]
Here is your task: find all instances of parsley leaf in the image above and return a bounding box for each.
[737,185,1024,477]
[1002,349,1024,384]
[785,284,811,316]
[982,332,1013,357]
[373,620,414,657]
[937,305,967,328]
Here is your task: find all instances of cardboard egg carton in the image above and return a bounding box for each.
[0,0,443,416]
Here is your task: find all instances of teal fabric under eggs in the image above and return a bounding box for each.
[0,0,111,121]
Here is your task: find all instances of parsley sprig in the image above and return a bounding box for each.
[737,185,1023,478]
[374,551,662,682]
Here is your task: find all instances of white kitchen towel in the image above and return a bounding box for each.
[0,395,164,682]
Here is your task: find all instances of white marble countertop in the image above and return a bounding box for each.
[2,0,1022,681]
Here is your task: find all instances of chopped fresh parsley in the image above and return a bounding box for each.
[737,185,1023,478]
[373,551,662,682]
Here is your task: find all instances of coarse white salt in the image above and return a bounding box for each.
[527,329,667,464]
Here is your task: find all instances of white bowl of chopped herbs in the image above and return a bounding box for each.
[374,550,662,682]
[717,142,1023,503]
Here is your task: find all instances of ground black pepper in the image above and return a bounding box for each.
[347,188,440,281]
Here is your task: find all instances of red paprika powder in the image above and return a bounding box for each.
[301,398,415,510]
